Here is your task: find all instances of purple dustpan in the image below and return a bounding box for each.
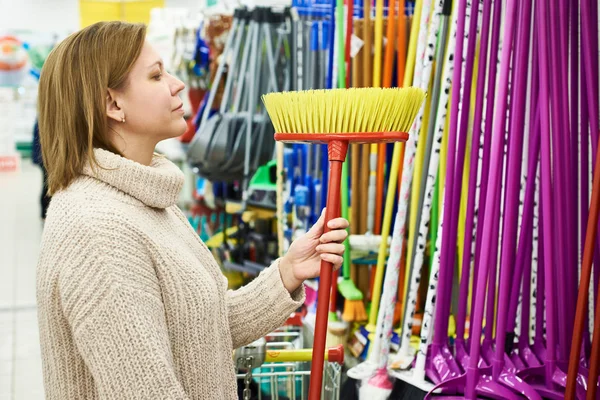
[424,367,520,400]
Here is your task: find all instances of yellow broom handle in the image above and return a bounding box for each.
[265,345,344,364]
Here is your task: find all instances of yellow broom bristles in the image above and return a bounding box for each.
[262,87,426,134]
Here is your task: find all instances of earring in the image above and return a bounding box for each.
[121,116,125,123]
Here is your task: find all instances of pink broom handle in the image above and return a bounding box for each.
[471,0,502,316]
[534,0,560,389]
[455,0,493,349]
[547,0,570,358]
[493,0,534,377]
[507,102,540,334]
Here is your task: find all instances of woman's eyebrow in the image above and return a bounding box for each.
[147,60,163,69]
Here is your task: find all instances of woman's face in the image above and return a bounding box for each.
[108,42,187,144]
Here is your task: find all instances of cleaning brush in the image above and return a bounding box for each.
[263,86,425,400]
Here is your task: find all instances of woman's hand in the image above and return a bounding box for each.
[279,209,350,293]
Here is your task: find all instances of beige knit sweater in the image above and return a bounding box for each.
[36,148,305,400]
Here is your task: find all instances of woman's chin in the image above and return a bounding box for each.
[164,121,189,140]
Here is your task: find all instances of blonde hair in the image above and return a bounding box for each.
[38,21,147,195]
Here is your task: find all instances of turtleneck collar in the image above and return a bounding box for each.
[81,148,184,209]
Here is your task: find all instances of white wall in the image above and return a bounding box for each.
[165,0,204,11]
[0,0,80,34]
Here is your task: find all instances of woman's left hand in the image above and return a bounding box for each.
[279,209,349,293]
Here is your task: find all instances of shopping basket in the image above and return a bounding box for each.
[234,326,343,400]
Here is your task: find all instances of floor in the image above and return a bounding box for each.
[0,159,45,399]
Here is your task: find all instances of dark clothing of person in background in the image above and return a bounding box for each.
[32,121,50,219]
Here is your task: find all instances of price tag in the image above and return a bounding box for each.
[350,34,364,58]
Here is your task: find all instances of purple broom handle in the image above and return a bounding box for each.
[535,0,559,386]
[520,230,534,350]
[586,0,600,338]
[455,0,492,345]
[580,0,600,364]
[494,0,533,376]
[508,102,541,333]
[464,0,519,394]
[571,0,581,264]
[485,172,503,346]
[484,220,498,341]
[442,0,481,341]
[548,0,572,360]
[566,0,579,338]
[580,44,593,311]
[432,0,468,348]
[471,0,502,318]
[564,0,578,323]
[507,37,540,330]
[589,0,600,313]
[534,198,545,351]
[558,0,574,275]
[584,0,600,291]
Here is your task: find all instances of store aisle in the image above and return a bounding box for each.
[0,160,45,400]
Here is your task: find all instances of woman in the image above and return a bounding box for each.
[36,21,348,400]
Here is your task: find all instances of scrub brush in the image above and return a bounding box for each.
[263,86,425,400]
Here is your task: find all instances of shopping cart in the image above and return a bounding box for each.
[234,326,343,400]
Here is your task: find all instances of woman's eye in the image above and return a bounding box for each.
[154,73,162,81]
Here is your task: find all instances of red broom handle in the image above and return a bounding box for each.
[309,140,348,400]
[566,131,600,399]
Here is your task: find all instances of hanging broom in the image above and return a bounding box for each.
[263,86,425,400]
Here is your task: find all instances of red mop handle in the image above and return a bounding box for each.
[567,131,600,399]
[308,140,348,400]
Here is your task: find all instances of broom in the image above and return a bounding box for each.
[263,86,425,400]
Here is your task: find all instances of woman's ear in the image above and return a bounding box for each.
[106,89,124,123]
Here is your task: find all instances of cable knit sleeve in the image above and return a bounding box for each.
[226,259,306,349]
[57,227,190,400]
